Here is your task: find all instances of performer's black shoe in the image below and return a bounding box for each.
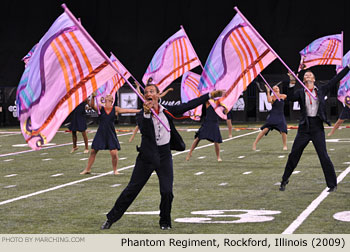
[279,180,289,191]
[327,186,337,192]
[101,219,113,230]
[160,223,172,230]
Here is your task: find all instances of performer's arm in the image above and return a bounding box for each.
[115,107,140,116]
[88,93,98,112]
[159,88,173,98]
[167,90,224,115]
[265,85,273,103]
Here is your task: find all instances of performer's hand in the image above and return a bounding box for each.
[223,108,229,115]
[287,72,296,84]
[92,91,97,97]
[210,90,225,98]
[143,100,152,114]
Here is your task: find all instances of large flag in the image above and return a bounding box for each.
[142,28,201,92]
[95,54,131,104]
[298,34,343,72]
[181,71,202,121]
[198,12,276,119]
[337,50,350,106]
[16,12,117,150]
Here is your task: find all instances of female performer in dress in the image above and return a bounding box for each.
[186,101,222,162]
[69,100,89,154]
[328,105,350,136]
[80,94,140,175]
[252,85,288,151]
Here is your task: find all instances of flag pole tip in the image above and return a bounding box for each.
[61,3,67,9]
[234,6,238,11]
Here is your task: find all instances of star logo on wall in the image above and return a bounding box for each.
[123,95,136,107]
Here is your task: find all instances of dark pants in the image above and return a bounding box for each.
[282,117,337,188]
[107,144,174,226]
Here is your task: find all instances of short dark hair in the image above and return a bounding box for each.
[145,84,160,93]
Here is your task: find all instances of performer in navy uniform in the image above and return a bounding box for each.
[327,105,350,136]
[226,108,234,138]
[252,85,288,151]
[186,102,223,162]
[69,100,89,154]
[80,94,140,175]
[100,85,223,230]
[280,65,350,192]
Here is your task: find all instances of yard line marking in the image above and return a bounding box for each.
[0,130,259,206]
[3,159,14,162]
[0,164,134,206]
[0,132,133,158]
[195,172,204,175]
[110,184,121,187]
[79,158,88,161]
[278,155,285,158]
[219,183,228,186]
[292,171,301,174]
[243,171,252,175]
[282,165,350,234]
[42,158,53,161]
[197,156,206,159]
[4,174,17,177]
[238,156,245,159]
[4,185,17,189]
[51,173,63,177]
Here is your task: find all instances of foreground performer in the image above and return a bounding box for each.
[280,66,350,192]
[252,85,288,151]
[101,84,223,230]
[186,102,222,162]
[80,94,140,175]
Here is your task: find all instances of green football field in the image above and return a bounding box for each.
[0,123,350,234]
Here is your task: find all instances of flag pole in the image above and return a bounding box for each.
[180,25,204,71]
[62,4,170,132]
[258,73,280,101]
[110,52,144,91]
[234,6,316,100]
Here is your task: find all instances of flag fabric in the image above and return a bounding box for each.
[298,34,342,72]
[16,12,117,150]
[198,13,276,119]
[337,50,350,106]
[95,54,131,104]
[142,28,201,92]
[22,44,38,67]
[180,71,202,121]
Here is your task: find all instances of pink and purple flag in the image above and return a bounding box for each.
[95,54,131,104]
[142,28,201,92]
[180,71,202,121]
[16,12,117,150]
[337,50,350,106]
[198,12,276,119]
[298,34,343,72]
[22,44,38,67]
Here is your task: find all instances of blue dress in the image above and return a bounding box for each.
[339,105,350,120]
[69,102,87,132]
[91,106,121,150]
[261,99,287,135]
[195,105,222,143]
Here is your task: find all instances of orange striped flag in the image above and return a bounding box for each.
[16,13,117,150]
[142,28,201,92]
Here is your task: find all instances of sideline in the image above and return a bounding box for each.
[282,166,350,234]
[0,130,259,206]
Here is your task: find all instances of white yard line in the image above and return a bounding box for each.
[0,130,259,206]
[282,166,350,234]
